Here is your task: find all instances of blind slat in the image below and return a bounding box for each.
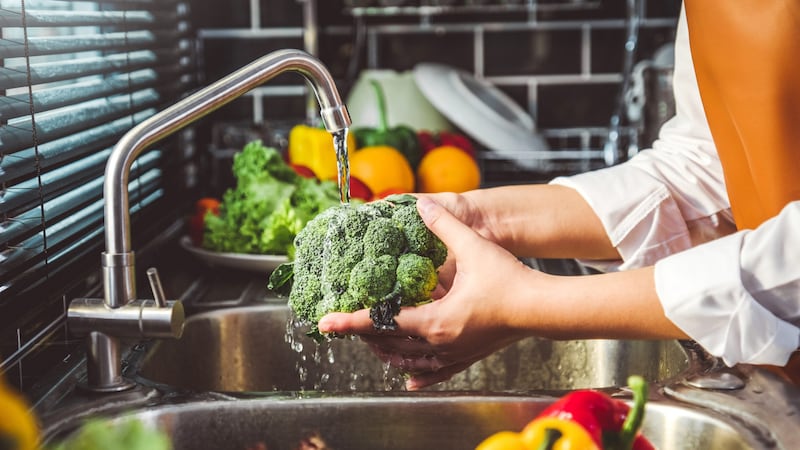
[1,109,156,184]
[0,30,193,59]
[1,148,161,219]
[0,149,161,247]
[0,172,163,283]
[0,51,165,91]
[0,69,159,120]
[2,89,161,154]
[0,186,164,305]
[0,9,169,28]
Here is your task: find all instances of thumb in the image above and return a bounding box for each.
[416,196,484,254]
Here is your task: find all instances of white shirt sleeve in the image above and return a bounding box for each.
[655,202,800,366]
[549,6,800,365]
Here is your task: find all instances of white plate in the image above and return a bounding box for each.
[413,63,550,169]
[180,236,288,273]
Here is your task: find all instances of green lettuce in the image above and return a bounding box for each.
[203,141,340,257]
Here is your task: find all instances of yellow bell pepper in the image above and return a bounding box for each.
[520,417,600,450]
[475,430,529,450]
[288,124,356,181]
[0,376,40,450]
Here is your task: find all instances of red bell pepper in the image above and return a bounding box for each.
[416,130,477,160]
[534,375,655,450]
[437,131,476,158]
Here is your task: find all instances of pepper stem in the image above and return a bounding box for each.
[536,428,563,450]
[368,79,390,132]
[619,375,648,450]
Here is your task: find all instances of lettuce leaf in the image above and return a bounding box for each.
[203,141,340,257]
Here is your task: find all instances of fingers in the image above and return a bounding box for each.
[405,361,475,390]
[318,302,436,338]
[317,309,373,335]
[416,197,484,254]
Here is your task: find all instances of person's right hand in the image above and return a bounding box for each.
[414,191,501,298]
[319,196,544,389]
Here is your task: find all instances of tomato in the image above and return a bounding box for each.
[290,163,318,180]
[189,197,221,246]
[349,175,373,201]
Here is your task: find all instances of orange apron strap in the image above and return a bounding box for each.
[684,0,800,230]
[685,1,800,383]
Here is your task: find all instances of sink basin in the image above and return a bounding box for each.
[46,395,760,450]
[135,304,690,392]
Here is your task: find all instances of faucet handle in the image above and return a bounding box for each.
[146,267,167,307]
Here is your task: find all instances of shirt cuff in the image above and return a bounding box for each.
[551,165,693,271]
[655,232,800,366]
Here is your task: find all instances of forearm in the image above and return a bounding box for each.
[512,266,688,340]
[461,184,619,260]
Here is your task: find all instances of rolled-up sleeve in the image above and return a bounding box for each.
[655,202,800,366]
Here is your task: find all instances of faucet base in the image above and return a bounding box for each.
[76,379,136,394]
[80,332,136,393]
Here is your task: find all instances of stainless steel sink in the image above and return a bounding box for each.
[45,395,761,450]
[135,304,690,392]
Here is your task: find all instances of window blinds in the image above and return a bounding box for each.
[0,0,195,314]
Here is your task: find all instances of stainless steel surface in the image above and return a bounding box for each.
[45,395,763,450]
[666,365,800,450]
[84,332,133,392]
[66,48,351,392]
[685,371,745,390]
[147,267,168,308]
[68,298,184,339]
[136,304,690,393]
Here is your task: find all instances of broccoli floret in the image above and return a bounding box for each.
[268,194,447,338]
[396,253,438,306]
[363,218,406,258]
[392,204,447,268]
[347,254,398,308]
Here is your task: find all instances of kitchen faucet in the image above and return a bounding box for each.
[67,49,352,392]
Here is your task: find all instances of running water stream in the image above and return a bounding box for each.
[332,128,351,204]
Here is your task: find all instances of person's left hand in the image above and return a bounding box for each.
[318,196,542,390]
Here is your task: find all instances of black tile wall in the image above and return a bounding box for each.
[261,1,304,27]
[537,82,619,128]
[375,32,476,72]
[191,0,251,28]
[201,37,306,81]
[484,29,582,76]
[591,26,677,73]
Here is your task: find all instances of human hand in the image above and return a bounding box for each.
[413,191,502,297]
[318,196,539,390]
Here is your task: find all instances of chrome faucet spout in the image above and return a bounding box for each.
[104,49,351,302]
[69,49,350,392]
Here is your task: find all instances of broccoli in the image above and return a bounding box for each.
[268,194,446,339]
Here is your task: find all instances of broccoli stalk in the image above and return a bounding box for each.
[268,194,446,340]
